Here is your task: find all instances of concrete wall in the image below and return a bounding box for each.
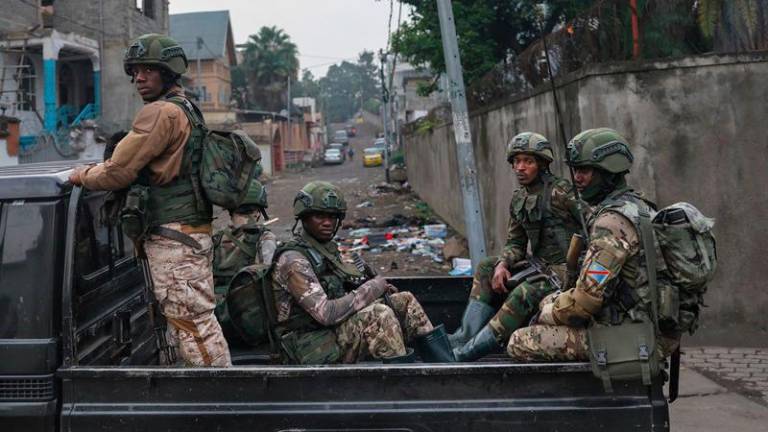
[404,53,768,331]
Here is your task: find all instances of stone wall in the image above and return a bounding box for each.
[404,53,768,331]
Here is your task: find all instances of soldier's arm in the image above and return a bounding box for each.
[276,251,389,326]
[500,211,527,268]
[259,230,277,264]
[78,102,188,190]
[551,211,640,326]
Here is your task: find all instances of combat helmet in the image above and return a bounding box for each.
[293,181,347,219]
[234,180,268,213]
[124,33,188,76]
[566,128,633,174]
[506,132,554,163]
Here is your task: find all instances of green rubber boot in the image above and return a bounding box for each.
[447,300,496,349]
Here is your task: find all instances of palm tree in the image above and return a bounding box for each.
[697,0,768,51]
[240,26,299,111]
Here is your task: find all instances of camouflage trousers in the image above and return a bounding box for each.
[336,291,434,363]
[507,294,682,362]
[144,225,231,367]
[469,256,558,344]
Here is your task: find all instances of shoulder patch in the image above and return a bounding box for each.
[586,262,611,285]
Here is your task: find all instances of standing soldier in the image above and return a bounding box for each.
[212,179,278,299]
[271,181,454,364]
[68,34,231,366]
[508,128,679,363]
[451,132,585,362]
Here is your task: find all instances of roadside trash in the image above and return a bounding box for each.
[424,224,447,239]
[390,261,399,270]
[348,228,372,237]
[449,258,472,276]
[443,236,469,261]
[356,201,373,208]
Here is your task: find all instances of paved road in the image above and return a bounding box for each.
[265,123,387,239]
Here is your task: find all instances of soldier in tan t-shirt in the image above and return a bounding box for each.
[69,34,231,367]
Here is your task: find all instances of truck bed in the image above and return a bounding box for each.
[57,277,669,431]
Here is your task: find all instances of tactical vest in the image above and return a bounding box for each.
[510,174,579,265]
[137,94,212,228]
[589,188,667,327]
[272,233,365,335]
[212,225,266,294]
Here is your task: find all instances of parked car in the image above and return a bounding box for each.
[373,137,388,157]
[345,125,357,137]
[333,130,349,145]
[363,147,383,167]
[328,142,345,152]
[324,148,344,165]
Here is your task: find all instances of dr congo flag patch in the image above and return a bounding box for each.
[586,262,611,285]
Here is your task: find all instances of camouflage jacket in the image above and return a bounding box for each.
[500,173,584,268]
[552,188,666,327]
[271,232,389,333]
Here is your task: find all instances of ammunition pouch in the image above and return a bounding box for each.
[587,320,661,393]
[279,328,341,365]
[119,184,150,242]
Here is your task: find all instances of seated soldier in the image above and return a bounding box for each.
[213,180,277,299]
[271,181,454,364]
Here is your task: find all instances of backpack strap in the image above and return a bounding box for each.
[223,228,258,259]
[638,207,659,387]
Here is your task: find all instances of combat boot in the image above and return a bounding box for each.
[452,325,501,362]
[413,324,455,363]
[383,348,417,364]
[447,299,496,349]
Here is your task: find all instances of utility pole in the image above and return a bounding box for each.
[286,74,292,151]
[436,0,487,267]
[196,37,203,103]
[378,49,390,183]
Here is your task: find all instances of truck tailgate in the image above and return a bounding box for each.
[59,362,669,431]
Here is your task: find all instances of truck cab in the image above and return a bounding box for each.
[0,161,671,432]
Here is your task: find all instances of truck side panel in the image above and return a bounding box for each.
[59,364,669,432]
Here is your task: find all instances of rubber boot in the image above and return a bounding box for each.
[383,348,417,364]
[414,324,456,363]
[452,325,501,362]
[447,300,497,349]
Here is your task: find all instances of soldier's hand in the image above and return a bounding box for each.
[68,167,85,186]
[491,262,512,294]
[385,283,399,294]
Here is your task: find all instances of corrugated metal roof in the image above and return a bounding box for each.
[170,10,232,62]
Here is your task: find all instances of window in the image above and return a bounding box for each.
[143,0,155,19]
[16,57,36,112]
[74,191,129,284]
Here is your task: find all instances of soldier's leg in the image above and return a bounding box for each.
[469,256,500,304]
[449,256,500,348]
[387,291,434,341]
[145,229,231,367]
[507,325,588,362]
[453,279,557,362]
[488,279,558,343]
[335,302,407,363]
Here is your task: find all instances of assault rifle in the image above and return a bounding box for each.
[137,247,177,365]
[505,256,563,292]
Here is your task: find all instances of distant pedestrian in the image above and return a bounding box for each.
[348,147,355,160]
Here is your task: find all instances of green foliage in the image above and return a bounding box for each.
[363,97,381,114]
[390,149,405,165]
[318,51,381,123]
[415,118,436,135]
[239,26,299,111]
[697,0,722,38]
[391,1,598,93]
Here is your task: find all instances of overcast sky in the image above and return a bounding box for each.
[169,0,409,77]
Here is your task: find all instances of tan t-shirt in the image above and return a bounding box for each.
[81,88,191,190]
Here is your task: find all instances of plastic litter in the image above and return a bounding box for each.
[424,224,447,239]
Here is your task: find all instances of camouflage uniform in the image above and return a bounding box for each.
[213,180,277,300]
[508,128,679,362]
[451,133,584,362]
[72,34,231,366]
[271,181,439,364]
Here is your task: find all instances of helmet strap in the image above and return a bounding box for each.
[582,170,627,204]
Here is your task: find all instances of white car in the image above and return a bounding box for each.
[323,149,344,165]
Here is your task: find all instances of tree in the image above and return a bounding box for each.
[238,26,299,111]
[697,0,768,51]
[390,1,595,92]
[317,51,381,123]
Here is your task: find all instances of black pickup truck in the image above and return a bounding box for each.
[0,161,670,431]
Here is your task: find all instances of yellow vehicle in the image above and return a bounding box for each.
[363,147,383,167]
